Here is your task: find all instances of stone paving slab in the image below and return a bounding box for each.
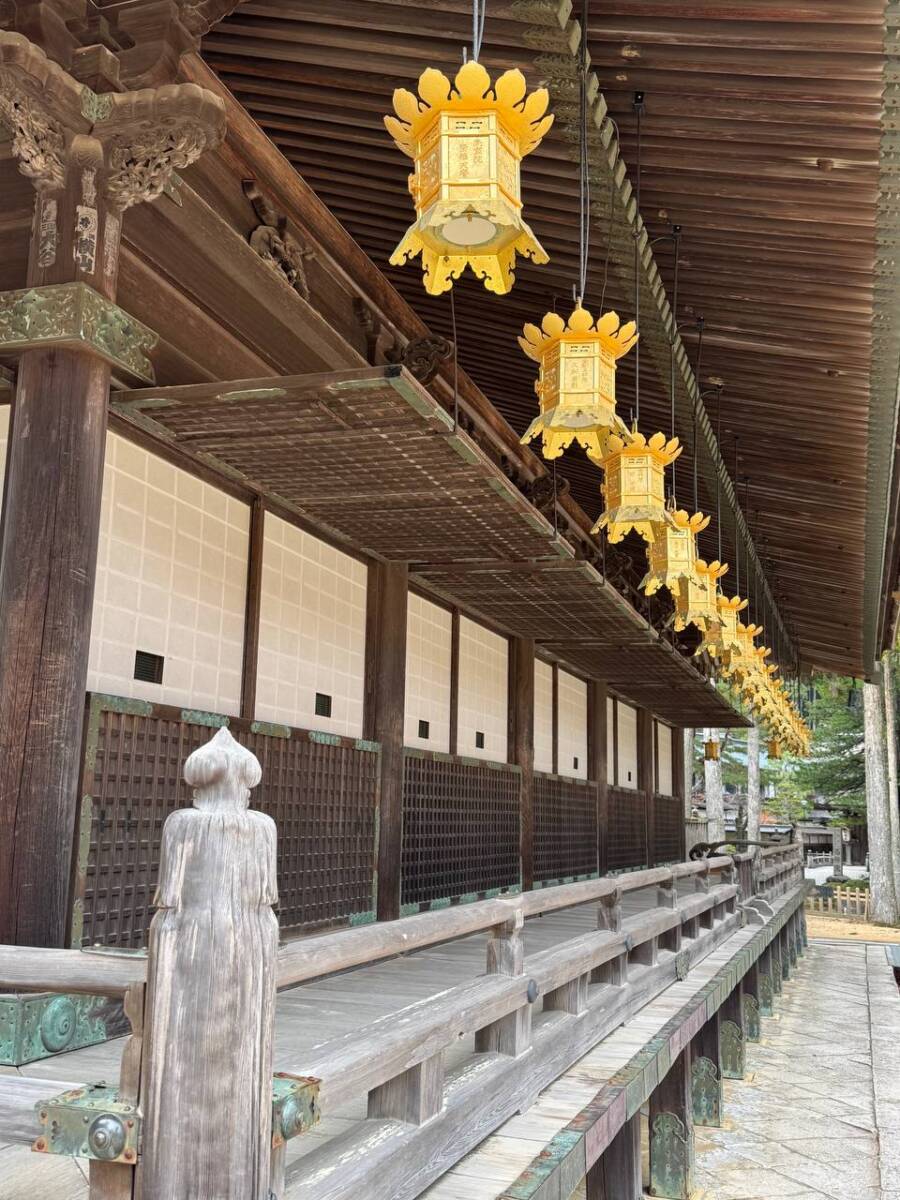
[695,941,900,1200]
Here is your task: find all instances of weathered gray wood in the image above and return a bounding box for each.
[0,1075,80,1146]
[544,971,590,1015]
[746,723,761,843]
[865,681,900,924]
[586,1112,641,1199]
[0,945,145,995]
[368,1052,444,1125]
[139,728,278,1200]
[89,982,145,1199]
[282,910,745,1200]
[475,905,531,1058]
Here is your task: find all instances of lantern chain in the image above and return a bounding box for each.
[470,0,486,61]
[576,0,590,304]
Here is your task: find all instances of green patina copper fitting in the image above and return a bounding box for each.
[0,994,125,1067]
[691,1055,722,1128]
[649,1111,693,1199]
[33,1084,141,1164]
[720,1018,745,1080]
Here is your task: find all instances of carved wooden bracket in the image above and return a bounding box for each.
[243,178,314,302]
[353,297,398,366]
[386,335,454,386]
[0,31,225,205]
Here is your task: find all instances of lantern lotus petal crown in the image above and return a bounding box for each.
[519,305,638,461]
[385,61,552,294]
[386,62,553,159]
[517,306,638,363]
[671,509,710,534]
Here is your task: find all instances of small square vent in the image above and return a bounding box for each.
[315,692,333,718]
[475,730,485,750]
[134,650,164,685]
[418,719,430,739]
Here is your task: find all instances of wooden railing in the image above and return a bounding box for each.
[806,885,870,921]
[0,728,806,1200]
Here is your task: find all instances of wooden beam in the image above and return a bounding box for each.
[551,661,559,777]
[365,562,408,922]
[509,638,535,894]
[240,497,266,720]
[448,607,460,756]
[588,680,608,877]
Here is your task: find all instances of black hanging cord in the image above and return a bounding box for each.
[669,228,681,492]
[450,288,459,431]
[576,0,590,302]
[715,386,723,563]
[632,92,644,424]
[692,317,705,514]
[733,436,740,595]
[471,0,486,60]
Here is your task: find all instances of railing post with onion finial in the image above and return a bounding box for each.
[138,727,279,1199]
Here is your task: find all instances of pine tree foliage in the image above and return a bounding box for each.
[793,676,865,818]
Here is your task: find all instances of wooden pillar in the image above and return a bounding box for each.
[638,707,656,867]
[720,981,746,1079]
[672,726,686,860]
[743,961,761,1042]
[448,607,460,755]
[550,661,559,775]
[509,638,535,893]
[365,561,409,922]
[691,1011,722,1127]
[240,496,266,720]
[586,1114,641,1200]
[140,728,277,1200]
[758,944,775,1016]
[588,680,608,876]
[649,1047,694,1200]
[0,57,223,947]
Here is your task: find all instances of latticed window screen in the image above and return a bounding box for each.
[607,787,649,871]
[653,795,683,865]
[533,773,598,883]
[78,701,379,947]
[401,753,521,906]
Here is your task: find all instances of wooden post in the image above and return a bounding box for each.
[475,903,531,1056]
[758,944,775,1015]
[649,1047,694,1200]
[588,680,608,876]
[140,727,278,1200]
[672,726,686,860]
[691,1011,722,1127]
[509,638,535,893]
[743,961,761,1042]
[240,496,266,719]
[770,932,784,996]
[594,889,627,985]
[448,607,460,755]
[365,561,409,921]
[551,661,559,775]
[638,708,656,866]
[720,982,745,1079]
[586,1114,641,1199]
[0,51,224,946]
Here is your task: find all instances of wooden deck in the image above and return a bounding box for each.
[1,888,665,1197]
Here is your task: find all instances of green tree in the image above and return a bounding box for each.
[793,676,865,818]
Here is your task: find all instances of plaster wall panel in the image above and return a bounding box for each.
[617,700,639,788]
[256,512,366,736]
[457,616,508,763]
[534,658,554,773]
[87,432,249,714]
[657,721,674,795]
[405,593,452,751]
[557,669,588,780]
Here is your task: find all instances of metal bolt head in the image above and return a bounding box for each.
[87,1114,127,1161]
[526,979,539,1004]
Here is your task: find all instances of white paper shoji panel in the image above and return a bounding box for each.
[533,659,554,773]
[256,512,367,737]
[457,616,508,763]
[607,697,616,785]
[656,721,674,796]
[87,433,249,714]
[617,700,638,788]
[405,593,452,751]
[557,669,588,780]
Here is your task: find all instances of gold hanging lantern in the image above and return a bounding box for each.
[641,508,709,597]
[384,60,552,294]
[704,592,748,662]
[518,305,637,461]
[672,558,728,635]
[704,738,720,762]
[591,431,682,544]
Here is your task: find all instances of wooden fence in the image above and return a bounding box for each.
[806,886,870,920]
[0,728,806,1200]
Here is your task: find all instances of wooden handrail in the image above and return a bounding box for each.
[0,945,146,996]
[278,883,738,1113]
[275,860,736,990]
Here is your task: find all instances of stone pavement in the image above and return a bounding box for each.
[695,941,900,1200]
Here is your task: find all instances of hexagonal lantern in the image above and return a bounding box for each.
[672,558,728,635]
[384,60,552,294]
[641,508,709,597]
[591,431,682,544]
[518,305,637,461]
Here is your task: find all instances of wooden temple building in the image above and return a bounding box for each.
[0,3,897,1199]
